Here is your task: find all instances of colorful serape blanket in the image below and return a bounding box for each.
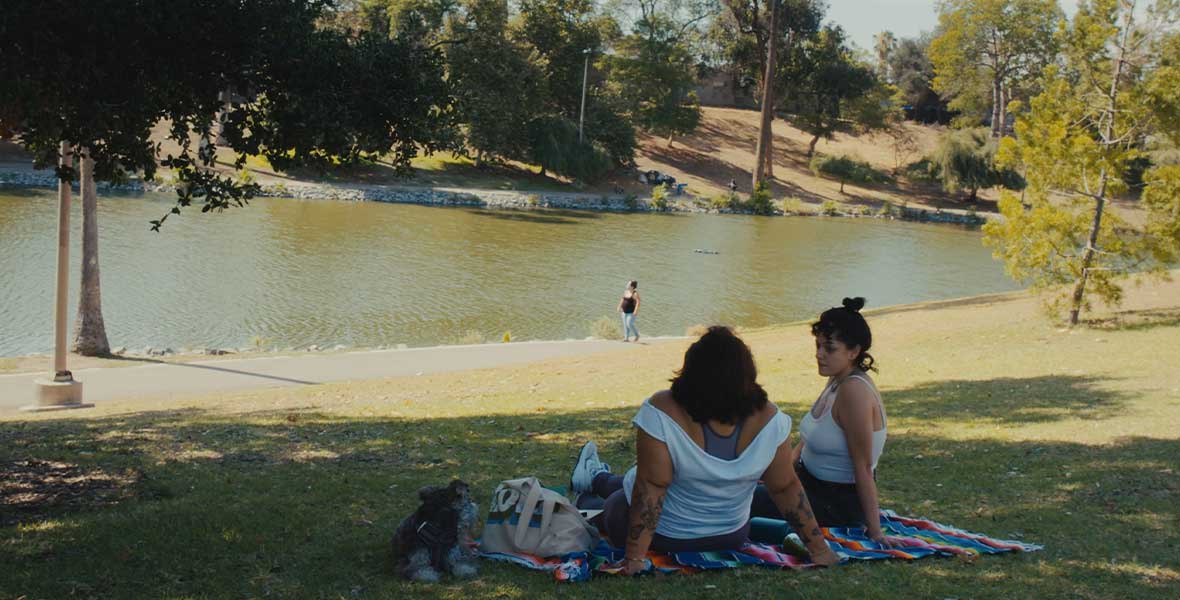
[478,509,1042,582]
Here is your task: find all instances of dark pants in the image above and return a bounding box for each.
[583,473,751,552]
[750,461,867,528]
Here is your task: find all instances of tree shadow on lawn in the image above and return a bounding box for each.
[885,374,1131,424]
[1083,307,1180,332]
[2,406,1177,598]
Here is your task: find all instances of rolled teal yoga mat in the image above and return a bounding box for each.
[749,517,791,544]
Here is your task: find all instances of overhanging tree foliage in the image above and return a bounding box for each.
[0,0,456,355]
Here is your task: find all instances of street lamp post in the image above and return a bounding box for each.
[27,141,89,412]
[578,48,591,144]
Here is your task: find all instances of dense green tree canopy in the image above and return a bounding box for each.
[603,0,714,140]
[0,0,455,228]
[788,25,892,156]
[929,0,1062,135]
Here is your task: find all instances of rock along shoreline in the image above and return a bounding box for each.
[0,167,990,226]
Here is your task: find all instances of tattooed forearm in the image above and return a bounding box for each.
[627,481,665,542]
[627,484,648,542]
[777,489,823,545]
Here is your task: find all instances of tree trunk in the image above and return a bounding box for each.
[666,133,674,148]
[1069,180,1106,326]
[71,147,110,356]
[752,0,780,190]
[1069,10,1132,326]
[839,180,845,194]
[763,115,775,179]
[807,134,820,158]
[990,78,1003,138]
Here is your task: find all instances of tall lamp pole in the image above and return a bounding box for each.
[28,142,89,412]
[578,48,591,143]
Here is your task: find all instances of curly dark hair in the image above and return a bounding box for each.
[811,297,876,372]
[669,326,768,424]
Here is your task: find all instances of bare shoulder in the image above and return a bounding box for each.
[835,377,876,406]
[650,389,677,413]
[833,376,879,426]
[751,400,780,427]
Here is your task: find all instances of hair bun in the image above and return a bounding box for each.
[842,297,866,312]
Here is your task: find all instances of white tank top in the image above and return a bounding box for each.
[798,373,887,484]
[623,398,793,539]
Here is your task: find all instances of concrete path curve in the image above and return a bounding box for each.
[0,339,661,414]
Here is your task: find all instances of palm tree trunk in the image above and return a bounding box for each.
[71,147,110,356]
[752,0,779,189]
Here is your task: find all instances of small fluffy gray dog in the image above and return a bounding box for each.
[390,480,480,582]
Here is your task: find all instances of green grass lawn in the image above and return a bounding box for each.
[3,279,1179,599]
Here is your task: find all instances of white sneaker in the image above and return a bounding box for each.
[570,441,610,494]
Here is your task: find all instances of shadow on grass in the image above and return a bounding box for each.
[865,291,1026,318]
[886,375,1130,424]
[2,404,1177,598]
[1083,307,1180,332]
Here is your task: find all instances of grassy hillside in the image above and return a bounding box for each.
[3,275,1178,598]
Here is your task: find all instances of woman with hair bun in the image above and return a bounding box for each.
[752,297,894,546]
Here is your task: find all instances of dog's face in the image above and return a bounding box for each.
[416,480,479,540]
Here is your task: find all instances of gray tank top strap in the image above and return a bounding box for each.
[701,420,743,460]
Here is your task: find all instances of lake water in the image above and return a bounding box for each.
[0,190,1018,356]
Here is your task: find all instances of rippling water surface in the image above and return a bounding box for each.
[0,190,1018,355]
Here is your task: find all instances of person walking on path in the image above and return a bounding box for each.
[618,281,640,342]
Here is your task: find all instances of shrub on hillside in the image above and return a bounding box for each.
[709,193,738,211]
[809,154,891,193]
[650,183,670,211]
[590,316,620,340]
[744,181,777,215]
[454,330,486,345]
[820,199,841,216]
[528,116,613,182]
[931,128,1025,202]
[902,157,942,184]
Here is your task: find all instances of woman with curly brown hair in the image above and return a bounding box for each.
[569,326,839,574]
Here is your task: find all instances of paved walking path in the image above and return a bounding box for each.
[0,339,657,414]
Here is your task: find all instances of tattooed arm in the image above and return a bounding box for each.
[623,428,673,575]
[762,440,840,566]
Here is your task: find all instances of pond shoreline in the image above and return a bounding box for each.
[0,166,992,227]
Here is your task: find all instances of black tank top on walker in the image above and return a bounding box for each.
[621,294,636,314]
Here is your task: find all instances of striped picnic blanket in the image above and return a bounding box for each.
[478,509,1042,582]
